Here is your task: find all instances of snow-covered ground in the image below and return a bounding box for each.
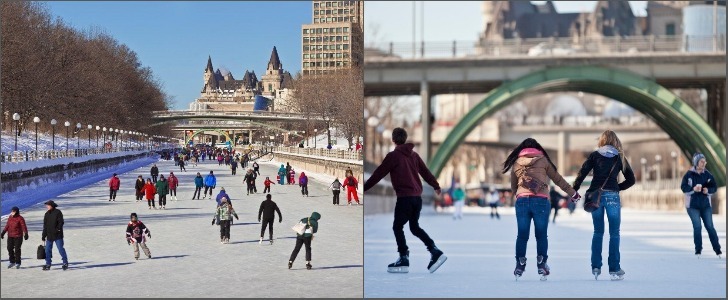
[1,159,363,298]
[364,206,726,298]
[300,130,360,150]
[1,130,143,152]
[1,150,149,174]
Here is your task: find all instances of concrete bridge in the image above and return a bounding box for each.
[151,110,326,123]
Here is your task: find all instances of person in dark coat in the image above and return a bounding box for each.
[109,173,120,202]
[231,159,238,175]
[549,186,566,223]
[285,163,292,183]
[258,194,283,244]
[150,164,159,182]
[1,206,29,269]
[134,175,145,202]
[288,212,320,270]
[41,200,68,271]
[299,172,309,197]
[681,153,722,258]
[193,172,204,200]
[329,178,342,205]
[155,175,169,209]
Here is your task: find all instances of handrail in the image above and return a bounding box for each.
[0,146,175,164]
[271,146,363,161]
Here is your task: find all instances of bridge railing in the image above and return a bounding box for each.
[369,35,726,59]
[0,144,179,164]
[152,110,322,119]
[272,146,363,161]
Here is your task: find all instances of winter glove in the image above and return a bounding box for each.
[0,231,4,239]
[41,236,46,242]
[235,215,239,220]
[147,232,151,238]
[212,218,216,225]
[258,219,261,223]
[127,238,132,245]
[24,233,29,240]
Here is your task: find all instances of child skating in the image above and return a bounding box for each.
[125,213,152,260]
[264,177,275,194]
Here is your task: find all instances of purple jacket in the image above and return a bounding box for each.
[364,143,440,197]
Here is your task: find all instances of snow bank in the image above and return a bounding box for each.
[1,150,149,174]
[1,130,142,152]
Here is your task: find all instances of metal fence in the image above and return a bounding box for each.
[0,146,164,163]
[272,146,363,161]
[371,35,726,59]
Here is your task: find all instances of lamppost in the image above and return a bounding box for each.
[95,126,100,149]
[87,124,92,149]
[103,127,107,151]
[640,157,647,187]
[314,128,318,148]
[367,116,380,160]
[303,130,307,147]
[671,151,678,179]
[33,117,40,153]
[64,121,70,151]
[269,135,274,147]
[51,119,57,150]
[12,113,20,151]
[76,123,81,150]
[655,154,662,188]
[114,129,119,148]
[120,130,124,148]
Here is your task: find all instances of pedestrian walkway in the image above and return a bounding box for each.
[1,158,362,298]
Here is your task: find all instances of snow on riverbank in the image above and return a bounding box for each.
[1,150,149,174]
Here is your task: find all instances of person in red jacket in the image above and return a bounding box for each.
[168,172,179,201]
[1,206,29,269]
[264,176,275,194]
[364,127,447,274]
[109,173,121,202]
[143,178,157,209]
[343,173,360,205]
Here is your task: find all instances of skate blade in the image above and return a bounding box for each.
[610,275,624,281]
[515,275,521,281]
[428,255,448,273]
[387,266,409,273]
[594,275,599,280]
[540,275,548,281]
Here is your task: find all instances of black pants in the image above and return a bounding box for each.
[247,183,254,194]
[333,190,340,204]
[109,189,117,200]
[232,168,236,175]
[193,187,202,199]
[220,220,231,239]
[170,189,176,197]
[204,186,214,196]
[180,165,186,172]
[152,175,158,182]
[260,218,274,239]
[136,191,143,201]
[147,198,155,208]
[158,195,166,207]
[393,196,435,256]
[301,184,308,196]
[289,236,312,262]
[6,237,22,264]
[263,186,271,193]
[254,167,260,175]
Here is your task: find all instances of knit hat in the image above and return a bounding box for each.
[44,200,58,208]
[692,153,706,167]
[11,206,19,213]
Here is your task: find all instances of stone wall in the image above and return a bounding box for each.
[619,186,726,215]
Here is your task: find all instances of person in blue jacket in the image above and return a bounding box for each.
[216,187,231,206]
[680,153,722,258]
[204,171,217,200]
[193,172,204,200]
[278,164,287,185]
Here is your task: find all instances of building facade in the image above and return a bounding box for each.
[301,0,364,75]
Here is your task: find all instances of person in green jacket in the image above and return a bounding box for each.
[193,172,204,200]
[155,175,169,209]
[212,197,239,244]
[452,184,466,220]
[288,212,321,270]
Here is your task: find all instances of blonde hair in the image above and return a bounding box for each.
[598,130,627,172]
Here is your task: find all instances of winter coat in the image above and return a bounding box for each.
[168,175,179,190]
[204,174,217,187]
[216,191,231,206]
[143,183,156,200]
[109,176,121,191]
[509,148,576,199]
[344,176,358,189]
[155,180,169,196]
[681,167,717,209]
[126,221,150,243]
[452,188,465,202]
[330,180,342,191]
[299,173,308,185]
[258,199,282,221]
[135,179,145,196]
[264,179,275,187]
[231,161,238,169]
[364,143,440,197]
[298,212,321,238]
[1,214,28,238]
[216,203,238,221]
[42,208,64,241]
[194,176,204,188]
[573,145,635,194]
[150,166,159,176]
[244,173,256,185]
[253,162,259,169]
[286,164,292,176]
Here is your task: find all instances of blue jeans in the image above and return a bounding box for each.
[591,191,621,272]
[45,239,69,266]
[515,196,550,260]
[686,206,722,254]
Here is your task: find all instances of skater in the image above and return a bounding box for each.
[231,159,238,175]
[289,168,296,185]
[452,183,465,220]
[1,206,28,269]
[343,172,360,205]
[41,200,69,271]
[488,187,500,219]
[258,194,283,244]
[288,212,320,270]
[143,178,156,209]
[168,172,179,201]
[193,172,204,200]
[329,178,342,205]
[363,127,447,274]
[573,130,634,281]
[253,161,260,175]
[263,177,275,194]
[217,154,223,166]
[299,172,309,197]
[150,164,159,182]
[204,171,217,199]
[680,153,722,259]
[549,186,565,223]
[192,154,198,167]
[244,169,256,195]
[215,187,231,206]
[212,197,238,244]
[134,175,145,202]
[278,164,287,185]
[504,137,580,280]
[108,173,120,202]
[285,162,292,183]
[252,168,259,193]
[179,158,186,172]
[125,213,152,260]
[155,175,169,209]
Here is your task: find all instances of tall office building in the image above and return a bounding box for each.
[301,1,363,75]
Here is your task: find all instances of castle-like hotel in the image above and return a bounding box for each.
[189,46,294,112]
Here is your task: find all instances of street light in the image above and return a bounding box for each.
[114,129,119,148]
[655,154,662,188]
[303,130,307,147]
[314,128,318,148]
[33,117,40,153]
[12,113,20,151]
[95,126,100,149]
[102,127,107,151]
[64,121,70,151]
[76,123,81,150]
[87,124,92,149]
[367,116,380,159]
[640,157,648,187]
[51,119,57,150]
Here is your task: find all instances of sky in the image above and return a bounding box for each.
[365,1,647,45]
[43,1,311,110]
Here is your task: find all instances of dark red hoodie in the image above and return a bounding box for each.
[364,143,440,197]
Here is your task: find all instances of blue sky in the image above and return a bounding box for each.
[44,1,311,110]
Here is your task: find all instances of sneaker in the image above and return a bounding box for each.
[609,269,625,281]
[537,255,550,280]
[7,263,15,269]
[387,252,410,273]
[514,257,527,279]
[288,261,293,269]
[592,267,601,280]
[62,263,68,271]
[427,247,447,273]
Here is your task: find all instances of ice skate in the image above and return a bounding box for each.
[306,262,312,270]
[288,261,293,269]
[696,250,701,258]
[592,268,601,280]
[62,263,68,270]
[537,255,550,281]
[609,269,625,281]
[7,263,15,269]
[514,257,527,280]
[427,247,447,273]
[42,265,51,271]
[15,264,20,269]
[387,252,409,273]
[259,237,263,245]
[716,250,722,259]
[270,239,274,245]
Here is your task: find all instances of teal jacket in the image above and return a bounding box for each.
[299,212,321,238]
[194,176,204,188]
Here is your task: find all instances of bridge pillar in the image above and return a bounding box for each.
[707,83,726,150]
[557,131,570,174]
[421,80,432,162]
[249,130,253,145]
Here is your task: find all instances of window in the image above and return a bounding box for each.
[339,17,344,22]
[342,44,349,50]
[327,17,332,22]
[332,1,337,7]
[303,46,309,51]
[303,37,309,43]
[336,61,342,67]
[303,29,309,34]
[317,36,323,42]
[314,19,318,23]
[326,9,331,14]
[323,36,328,42]
[343,16,348,22]
[316,53,321,58]
[323,28,328,33]
[268,84,272,92]
[314,10,319,15]
[317,45,323,50]
[336,27,342,33]
[337,36,342,42]
[339,9,344,14]
[666,23,676,36]
[336,53,342,58]
[323,45,329,50]
[314,2,319,8]
[320,10,324,14]
[343,27,349,33]
[303,54,309,59]
[344,9,349,14]
[336,44,342,50]
[343,61,348,67]
[304,62,310,67]
[343,36,348,41]
[330,27,335,32]
[326,1,331,7]
[343,53,349,58]
[316,28,322,34]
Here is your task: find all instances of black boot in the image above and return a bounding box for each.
[427,246,447,273]
[387,252,409,273]
[514,257,526,279]
[537,255,550,280]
